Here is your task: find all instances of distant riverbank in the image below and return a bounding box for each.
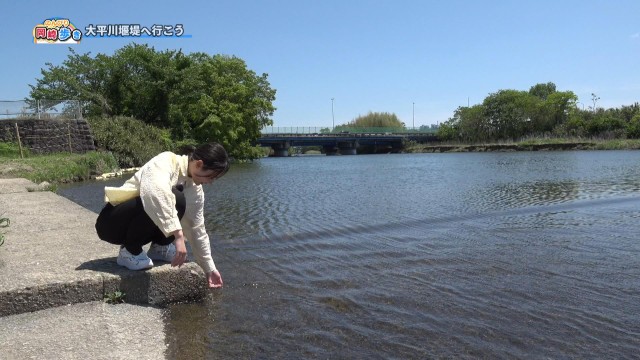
[405,138,640,153]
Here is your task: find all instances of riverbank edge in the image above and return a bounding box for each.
[409,142,596,153]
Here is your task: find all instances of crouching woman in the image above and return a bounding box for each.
[95,143,229,289]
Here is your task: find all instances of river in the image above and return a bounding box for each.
[59,151,640,359]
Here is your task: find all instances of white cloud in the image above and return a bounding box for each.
[631,32,640,39]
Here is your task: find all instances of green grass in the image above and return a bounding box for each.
[0,142,29,157]
[0,143,119,184]
[591,139,640,150]
[405,136,640,153]
[516,137,591,146]
[104,290,126,304]
[516,137,640,149]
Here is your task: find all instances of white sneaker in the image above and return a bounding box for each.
[116,247,154,270]
[147,243,177,263]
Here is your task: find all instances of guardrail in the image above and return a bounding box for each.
[260,126,438,135]
[0,100,84,120]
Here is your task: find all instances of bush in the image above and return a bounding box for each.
[87,116,172,167]
[78,151,119,176]
[626,114,640,138]
[585,113,625,137]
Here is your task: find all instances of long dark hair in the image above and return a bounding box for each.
[180,142,230,177]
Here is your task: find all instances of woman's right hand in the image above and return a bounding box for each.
[207,270,223,288]
[171,230,188,267]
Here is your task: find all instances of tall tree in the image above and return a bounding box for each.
[170,53,276,159]
[446,105,487,142]
[482,90,533,140]
[29,44,277,160]
[336,112,405,132]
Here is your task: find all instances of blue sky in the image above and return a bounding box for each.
[2,0,639,128]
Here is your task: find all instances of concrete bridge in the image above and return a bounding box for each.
[257,132,438,156]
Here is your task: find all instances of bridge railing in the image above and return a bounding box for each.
[261,126,438,135]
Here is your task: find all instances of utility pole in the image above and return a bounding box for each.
[412,102,415,130]
[331,98,335,131]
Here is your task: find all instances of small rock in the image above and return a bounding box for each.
[26,181,52,192]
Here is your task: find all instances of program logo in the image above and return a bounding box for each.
[33,17,82,44]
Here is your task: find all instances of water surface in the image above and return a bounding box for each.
[60,151,640,359]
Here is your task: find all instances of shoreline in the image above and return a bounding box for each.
[406,138,640,153]
[411,142,596,153]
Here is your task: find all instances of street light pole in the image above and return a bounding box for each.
[331,98,335,131]
[412,102,415,130]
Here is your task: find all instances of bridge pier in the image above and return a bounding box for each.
[323,145,339,156]
[338,140,358,155]
[270,142,290,157]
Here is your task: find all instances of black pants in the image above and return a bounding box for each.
[95,186,186,255]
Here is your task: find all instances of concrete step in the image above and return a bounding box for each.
[0,178,207,317]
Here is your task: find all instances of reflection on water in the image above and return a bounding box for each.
[58,151,640,358]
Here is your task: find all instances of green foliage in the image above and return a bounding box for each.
[104,290,126,304]
[87,115,171,167]
[626,114,640,138]
[436,119,459,141]
[585,112,625,137]
[172,54,276,159]
[337,111,405,130]
[529,82,557,100]
[451,105,488,142]
[443,82,581,142]
[0,141,31,158]
[562,111,587,137]
[332,112,407,134]
[617,103,640,122]
[77,151,120,175]
[30,44,277,161]
[0,142,26,158]
[171,138,199,154]
[483,89,537,139]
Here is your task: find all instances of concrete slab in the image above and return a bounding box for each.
[0,178,32,194]
[0,178,208,317]
[0,191,97,233]
[0,301,167,360]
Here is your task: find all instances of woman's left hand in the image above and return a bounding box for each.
[207,270,223,289]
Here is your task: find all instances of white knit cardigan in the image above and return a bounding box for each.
[103,151,217,273]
